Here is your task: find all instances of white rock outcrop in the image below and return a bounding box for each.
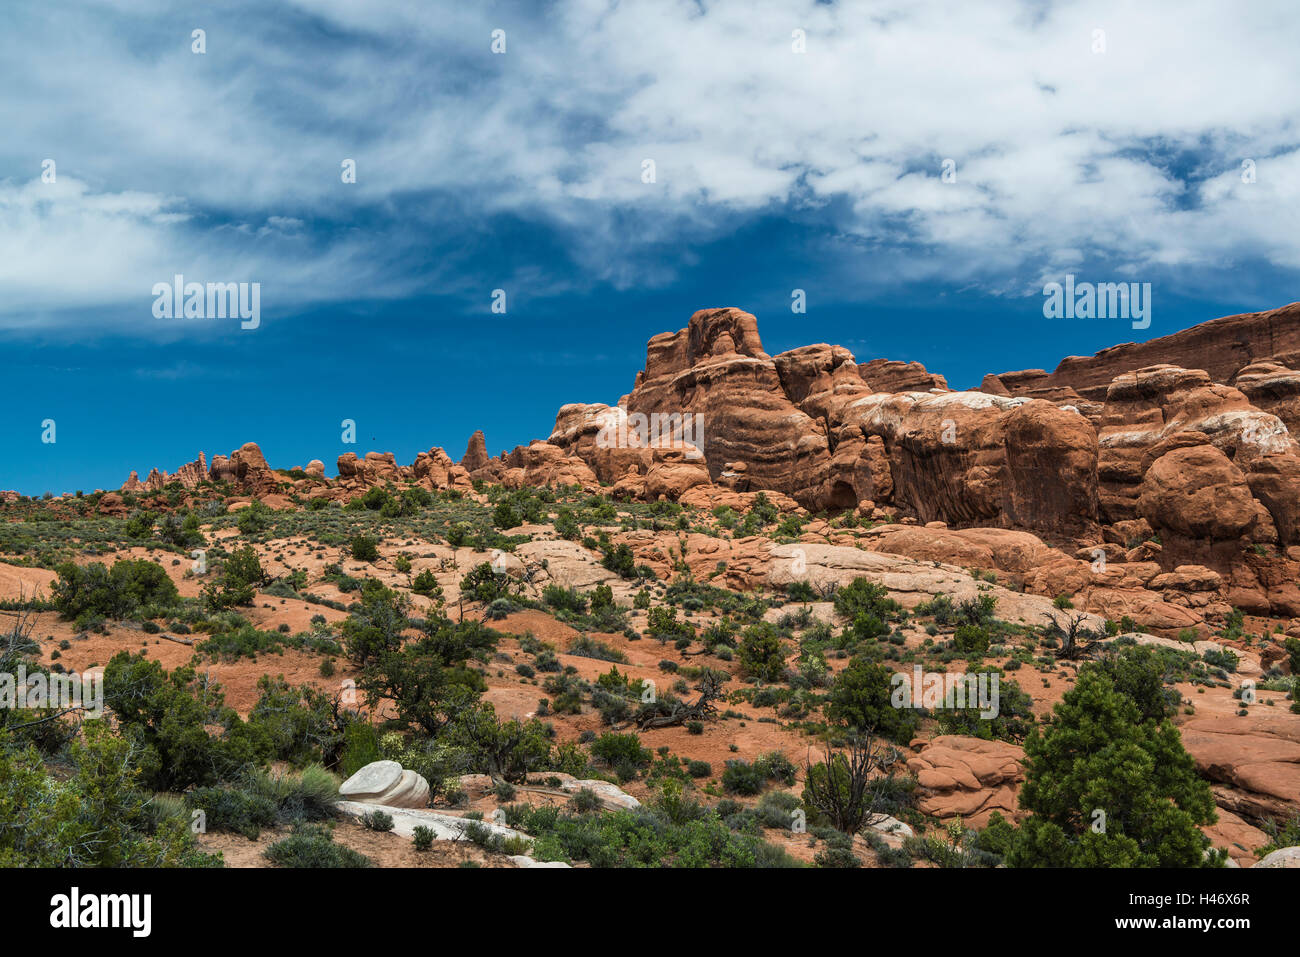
[1254,846,1300,868]
[339,760,430,809]
[334,802,571,868]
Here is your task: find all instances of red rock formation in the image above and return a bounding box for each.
[1137,445,1261,542]
[548,402,653,482]
[411,447,469,490]
[547,400,715,500]
[1094,364,1296,520]
[603,308,1101,533]
[336,452,360,480]
[857,357,949,393]
[461,430,491,472]
[120,452,208,493]
[173,452,208,488]
[91,299,1300,618]
[204,442,280,494]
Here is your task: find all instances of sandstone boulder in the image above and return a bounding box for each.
[1138,445,1258,541]
[906,735,1025,827]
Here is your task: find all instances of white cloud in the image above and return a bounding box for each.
[1,0,1297,326]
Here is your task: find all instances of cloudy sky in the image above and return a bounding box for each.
[3,0,1298,493]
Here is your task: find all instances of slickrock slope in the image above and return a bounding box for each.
[1180,715,1300,824]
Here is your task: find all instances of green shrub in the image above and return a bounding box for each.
[102,652,270,791]
[589,732,652,770]
[600,543,637,579]
[723,751,797,795]
[412,569,443,599]
[52,559,179,620]
[834,578,901,623]
[340,722,382,778]
[264,823,371,868]
[460,562,514,605]
[737,622,786,681]
[244,764,340,822]
[825,657,918,744]
[956,593,997,627]
[350,535,380,563]
[916,594,955,625]
[0,723,218,867]
[492,501,521,529]
[185,786,278,839]
[1203,647,1239,673]
[814,845,861,868]
[519,803,799,868]
[568,635,627,663]
[236,503,272,535]
[543,585,587,614]
[1285,637,1300,674]
[361,810,394,832]
[1005,668,1218,867]
[722,760,766,795]
[954,624,990,655]
[647,605,694,645]
[554,508,580,540]
[201,545,267,611]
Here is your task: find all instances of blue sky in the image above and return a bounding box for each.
[2,0,1299,495]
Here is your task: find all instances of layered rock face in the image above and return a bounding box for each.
[335,447,473,494]
[1233,359,1300,435]
[1180,715,1300,825]
[987,300,1300,402]
[546,401,712,500]
[622,308,831,502]
[338,760,430,809]
[124,445,276,494]
[1078,363,1300,613]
